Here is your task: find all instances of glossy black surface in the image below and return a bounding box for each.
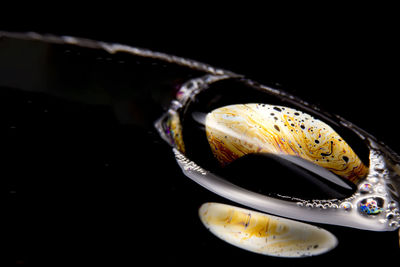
[1,28,399,265]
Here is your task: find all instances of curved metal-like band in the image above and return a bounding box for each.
[173,143,397,231]
[0,31,239,78]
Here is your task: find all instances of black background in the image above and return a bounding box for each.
[5,13,398,151]
[2,11,399,266]
[3,10,399,142]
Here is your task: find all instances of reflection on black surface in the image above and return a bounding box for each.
[0,36,209,264]
[218,153,355,200]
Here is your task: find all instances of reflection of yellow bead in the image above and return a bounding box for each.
[199,202,337,257]
[205,104,368,184]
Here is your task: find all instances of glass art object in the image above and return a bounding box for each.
[1,31,399,260]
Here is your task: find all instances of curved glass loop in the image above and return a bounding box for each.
[156,74,400,232]
[1,31,399,233]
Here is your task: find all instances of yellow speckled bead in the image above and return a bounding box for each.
[199,202,337,257]
[205,104,368,184]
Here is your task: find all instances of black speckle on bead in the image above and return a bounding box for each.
[274,125,280,132]
[273,107,282,112]
[343,156,349,163]
[315,140,320,144]
[294,112,300,116]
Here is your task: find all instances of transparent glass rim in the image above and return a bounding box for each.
[156,73,400,231]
